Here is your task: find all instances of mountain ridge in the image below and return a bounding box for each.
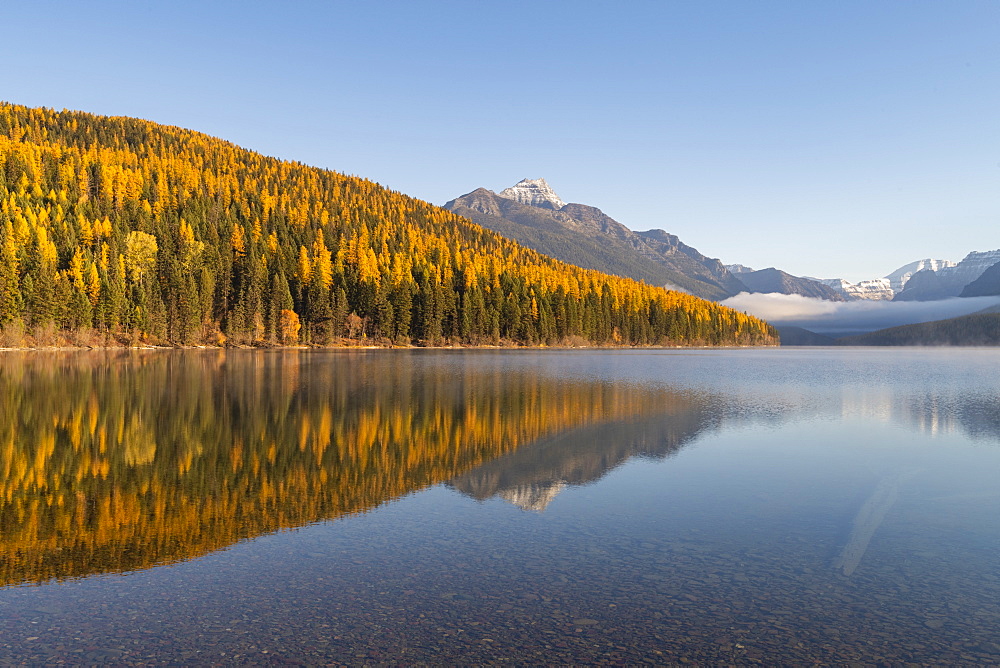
[445,182,746,300]
[735,268,847,301]
[449,180,998,308]
[961,261,1000,297]
[742,250,1000,303]
[893,250,1000,301]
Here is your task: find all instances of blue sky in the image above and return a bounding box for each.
[3,1,996,283]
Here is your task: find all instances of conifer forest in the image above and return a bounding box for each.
[0,103,776,347]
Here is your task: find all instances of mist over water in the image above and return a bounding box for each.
[721,292,1000,334]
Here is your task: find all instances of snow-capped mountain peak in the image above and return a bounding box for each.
[942,250,1000,283]
[814,277,894,300]
[884,258,956,292]
[724,264,755,274]
[498,178,566,210]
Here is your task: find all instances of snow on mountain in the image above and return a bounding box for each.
[938,250,1000,285]
[488,179,997,303]
[498,178,567,210]
[813,277,894,301]
[446,184,745,299]
[816,253,998,302]
[892,250,1000,301]
[497,482,566,512]
[850,278,895,300]
[884,258,956,292]
[812,278,847,290]
[812,257,970,301]
[961,261,1000,297]
[724,264,755,274]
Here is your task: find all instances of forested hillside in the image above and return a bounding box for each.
[0,103,776,347]
[837,313,1000,346]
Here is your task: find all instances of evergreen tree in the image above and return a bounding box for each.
[0,216,22,325]
[0,102,777,348]
[266,271,294,344]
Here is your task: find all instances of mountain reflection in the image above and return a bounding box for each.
[448,403,718,511]
[0,350,709,587]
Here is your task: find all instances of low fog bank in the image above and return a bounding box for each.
[721,293,1000,335]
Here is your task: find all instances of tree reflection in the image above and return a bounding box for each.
[0,350,697,586]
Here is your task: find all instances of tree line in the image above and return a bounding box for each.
[0,103,776,347]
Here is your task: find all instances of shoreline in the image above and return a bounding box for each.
[0,341,779,353]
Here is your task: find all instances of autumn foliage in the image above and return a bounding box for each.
[0,103,776,347]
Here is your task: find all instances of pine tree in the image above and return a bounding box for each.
[266,271,294,344]
[0,216,22,325]
[0,103,777,348]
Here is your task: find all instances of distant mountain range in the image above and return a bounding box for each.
[885,258,957,292]
[811,277,895,301]
[728,266,846,301]
[892,251,1000,301]
[446,178,1000,306]
[962,262,1000,297]
[737,249,1000,303]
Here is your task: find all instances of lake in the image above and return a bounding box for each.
[0,348,998,664]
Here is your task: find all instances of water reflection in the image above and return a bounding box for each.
[0,350,711,587]
[0,349,999,664]
[449,399,719,510]
[820,389,999,441]
[2,350,999,589]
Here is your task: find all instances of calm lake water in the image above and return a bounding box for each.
[1,348,999,664]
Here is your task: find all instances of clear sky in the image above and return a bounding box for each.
[3,1,996,283]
